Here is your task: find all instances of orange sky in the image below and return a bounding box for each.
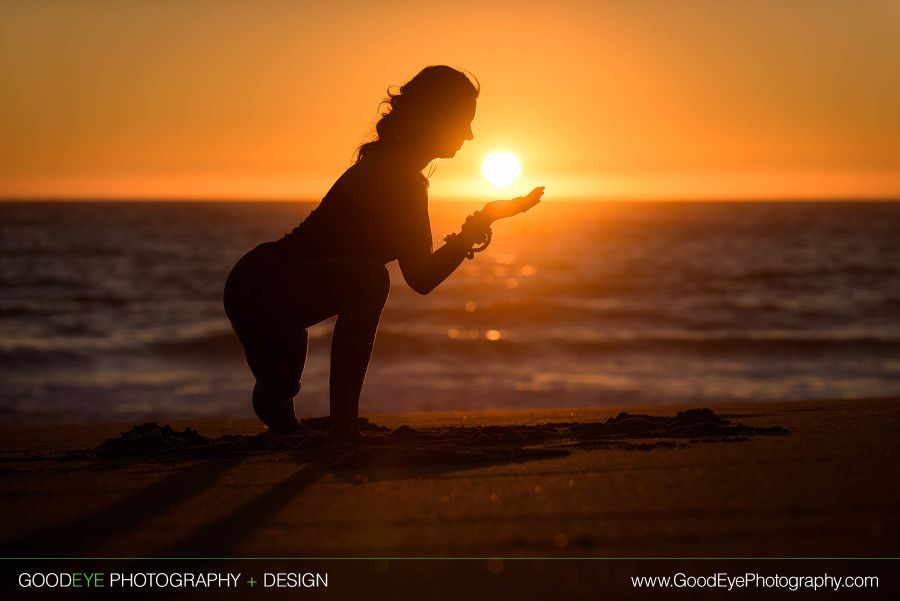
[2,0,898,201]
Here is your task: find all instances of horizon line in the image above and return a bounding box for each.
[2,196,900,203]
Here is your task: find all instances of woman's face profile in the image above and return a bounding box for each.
[424,96,477,159]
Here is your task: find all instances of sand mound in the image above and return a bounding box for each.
[97,422,211,457]
[80,409,786,468]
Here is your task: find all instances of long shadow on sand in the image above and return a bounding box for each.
[1,455,246,556]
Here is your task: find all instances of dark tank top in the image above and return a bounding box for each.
[273,151,433,264]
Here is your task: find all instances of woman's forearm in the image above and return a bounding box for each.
[402,237,468,294]
[401,214,491,294]
[400,210,493,294]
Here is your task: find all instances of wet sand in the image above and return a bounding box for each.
[0,398,897,558]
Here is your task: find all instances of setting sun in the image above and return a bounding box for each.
[481,153,521,188]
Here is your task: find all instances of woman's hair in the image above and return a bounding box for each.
[355,65,480,165]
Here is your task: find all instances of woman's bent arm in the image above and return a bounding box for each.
[398,235,474,295]
[399,188,545,295]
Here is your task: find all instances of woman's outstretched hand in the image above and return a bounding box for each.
[483,187,545,223]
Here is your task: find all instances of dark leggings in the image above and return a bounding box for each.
[223,242,390,398]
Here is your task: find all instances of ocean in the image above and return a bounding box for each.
[1,200,898,424]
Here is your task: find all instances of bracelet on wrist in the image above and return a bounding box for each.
[443,211,493,260]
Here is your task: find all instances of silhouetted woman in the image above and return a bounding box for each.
[223,65,544,439]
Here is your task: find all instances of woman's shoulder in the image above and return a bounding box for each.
[342,149,427,205]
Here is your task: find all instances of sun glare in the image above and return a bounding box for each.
[482,153,521,187]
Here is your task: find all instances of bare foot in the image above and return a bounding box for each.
[252,386,309,435]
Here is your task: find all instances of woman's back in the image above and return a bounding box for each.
[275,148,432,263]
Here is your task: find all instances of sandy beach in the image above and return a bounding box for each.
[1,397,897,559]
